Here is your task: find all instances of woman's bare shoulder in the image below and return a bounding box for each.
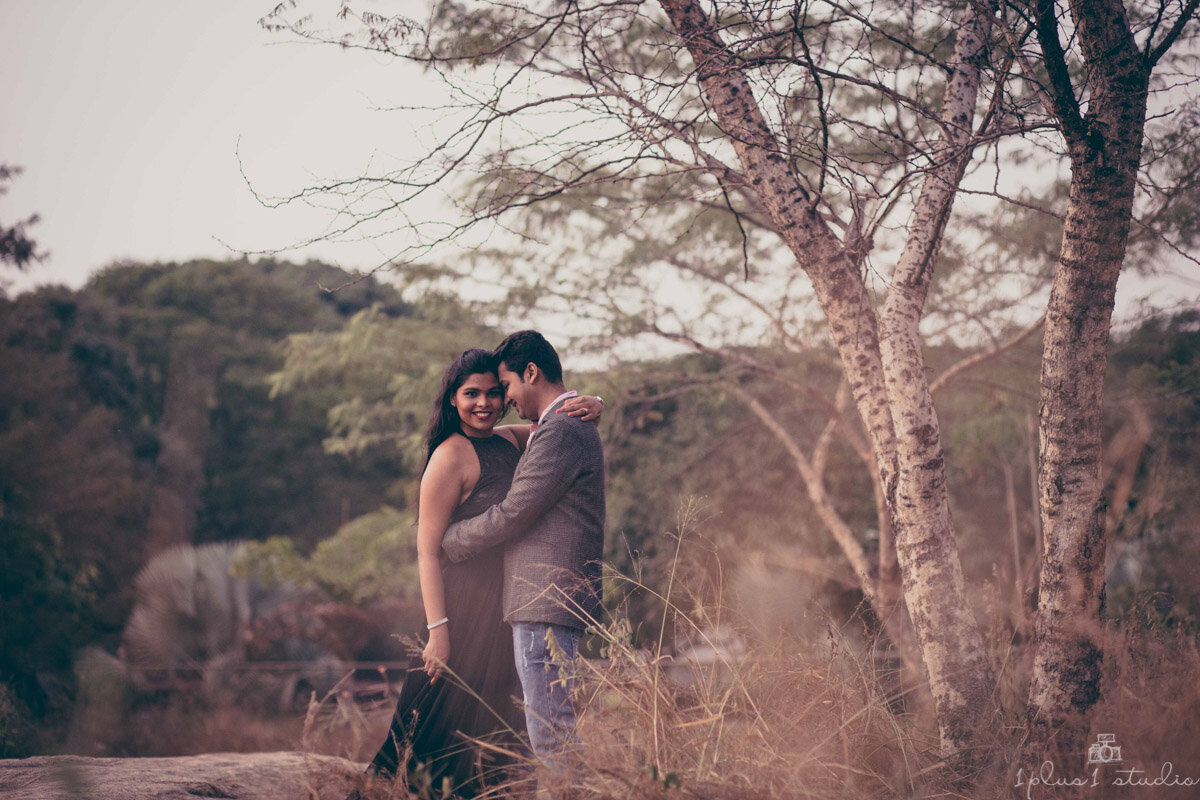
[426,434,475,471]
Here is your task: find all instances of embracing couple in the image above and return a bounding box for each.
[360,330,606,798]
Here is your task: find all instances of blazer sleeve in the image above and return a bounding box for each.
[441,421,580,563]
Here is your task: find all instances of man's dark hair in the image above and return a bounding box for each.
[493,330,563,384]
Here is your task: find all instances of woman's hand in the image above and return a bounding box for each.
[559,394,605,421]
[422,626,450,683]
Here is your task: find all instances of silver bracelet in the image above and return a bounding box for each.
[426,617,449,630]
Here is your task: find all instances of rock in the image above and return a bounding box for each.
[0,752,364,800]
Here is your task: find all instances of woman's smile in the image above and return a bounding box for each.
[452,372,505,436]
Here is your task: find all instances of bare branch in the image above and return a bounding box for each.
[1147,0,1200,65]
[930,314,1046,395]
[728,384,877,600]
[1031,0,1087,142]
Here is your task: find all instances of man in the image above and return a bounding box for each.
[440,330,605,771]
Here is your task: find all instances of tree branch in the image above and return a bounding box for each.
[930,314,1046,395]
[1030,0,1087,143]
[728,384,877,600]
[1147,0,1200,65]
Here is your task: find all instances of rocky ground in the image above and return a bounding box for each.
[0,752,364,800]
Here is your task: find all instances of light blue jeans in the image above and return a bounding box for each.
[511,621,581,760]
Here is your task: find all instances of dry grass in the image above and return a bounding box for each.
[571,643,931,798]
[62,605,1200,800]
[1087,624,1200,768]
[59,510,1200,799]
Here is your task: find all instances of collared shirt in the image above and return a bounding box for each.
[529,390,578,438]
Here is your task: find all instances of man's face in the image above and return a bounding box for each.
[497,363,535,421]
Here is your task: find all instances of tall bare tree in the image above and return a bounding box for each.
[998,0,1199,764]
[655,0,1001,754]
[261,0,1017,754]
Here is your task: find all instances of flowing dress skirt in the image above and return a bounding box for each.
[369,544,525,797]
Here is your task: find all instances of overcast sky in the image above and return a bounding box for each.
[2,0,1196,320]
[2,0,434,292]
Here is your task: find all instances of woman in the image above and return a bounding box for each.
[364,348,602,798]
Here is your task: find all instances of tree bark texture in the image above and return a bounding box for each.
[1027,0,1150,764]
[877,0,998,752]
[659,0,996,753]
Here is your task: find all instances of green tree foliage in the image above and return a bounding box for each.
[0,287,149,634]
[0,515,90,718]
[239,506,419,608]
[269,300,506,467]
[0,165,45,275]
[0,258,409,729]
[83,258,411,550]
[85,258,408,429]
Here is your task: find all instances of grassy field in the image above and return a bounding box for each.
[55,533,1200,799]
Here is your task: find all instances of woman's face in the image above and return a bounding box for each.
[451,372,505,437]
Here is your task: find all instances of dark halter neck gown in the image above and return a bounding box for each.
[368,434,526,797]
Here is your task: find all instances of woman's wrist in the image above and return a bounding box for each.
[426,616,449,630]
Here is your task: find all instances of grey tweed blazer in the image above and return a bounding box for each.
[441,396,605,628]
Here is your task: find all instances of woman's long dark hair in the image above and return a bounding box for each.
[421,348,499,473]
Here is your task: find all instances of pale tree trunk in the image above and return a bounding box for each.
[655,0,897,494]
[876,1,998,752]
[658,0,997,753]
[1023,0,1153,765]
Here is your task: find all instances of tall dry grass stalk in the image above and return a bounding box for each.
[302,503,954,799]
[564,502,949,799]
[293,503,1200,799]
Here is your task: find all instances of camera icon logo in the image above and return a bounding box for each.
[1087,733,1123,765]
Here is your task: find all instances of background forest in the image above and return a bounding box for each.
[2,257,1197,769]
